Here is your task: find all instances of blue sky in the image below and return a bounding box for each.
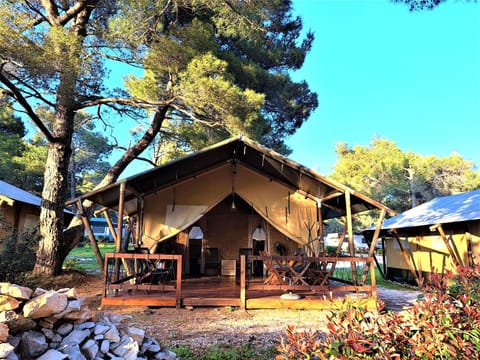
[286,0,480,175]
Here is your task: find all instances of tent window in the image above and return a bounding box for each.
[252,226,266,240]
[189,226,204,239]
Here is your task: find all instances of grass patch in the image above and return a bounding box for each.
[64,243,116,273]
[174,344,278,360]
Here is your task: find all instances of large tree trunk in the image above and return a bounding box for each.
[34,138,73,275]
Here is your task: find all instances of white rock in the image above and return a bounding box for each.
[53,299,83,319]
[56,288,80,299]
[23,291,68,319]
[6,350,19,360]
[56,323,74,336]
[155,349,177,360]
[93,323,110,335]
[124,326,145,345]
[32,287,48,297]
[81,339,99,360]
[103,323,120,343]
[0,310,18,323]
[0,283,33,300]
[19,330,48,358]
[36,349,68,360]
[58,344,86,360]
[60,329,91,348]
[0,342,15,358]
[76,321,95,330]
[110,334,139,360]
[100,339,110,354]
[62,305,92,322]
[0,295,20,312]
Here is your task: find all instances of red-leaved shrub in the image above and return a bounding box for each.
[277,264,480,359]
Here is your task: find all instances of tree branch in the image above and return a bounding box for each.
[75,96,171,111]
[0,70,55,142]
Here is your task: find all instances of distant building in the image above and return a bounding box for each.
[363,189,480,284]
[324,233,370,252]
[0,180,72,272]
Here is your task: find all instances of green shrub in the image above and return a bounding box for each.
[0,217,40,283]
[277,264,480,359]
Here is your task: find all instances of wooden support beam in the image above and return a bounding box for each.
[345,191,357,284]
[392,230,422,286]
[77,200,104,273]
[369,259,377,299]
[361,208,386,284]
[432,224,462,267]
[240,255,246,310]
[102,209,117,244]
[175,255,183,308]
[117,182,126,252]
[126,216,136,244]
[317,201,324,255]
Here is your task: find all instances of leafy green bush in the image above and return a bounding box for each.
[0,216,40,283]
[277,264,480,359]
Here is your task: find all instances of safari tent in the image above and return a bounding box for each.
[71,136,394,308]
[363,189,480,285]
[0,181,74,272]
[0,180,43,239]
[0,181,44,273]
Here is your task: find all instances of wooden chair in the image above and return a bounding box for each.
[259,251,289,285]
[306,259,337,286]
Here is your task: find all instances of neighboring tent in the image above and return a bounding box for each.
[0,180,75,239]
[0,180,43,239]
[70,136,393,274]
[363,189,480,284]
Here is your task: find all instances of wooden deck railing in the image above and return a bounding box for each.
[102,253,376,309]
[242,255,377,308]
[103,253,183,307]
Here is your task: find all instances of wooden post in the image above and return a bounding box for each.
[127,216,136,245]
[317,201,324,255]
[466,232,474,266]
[175,255,183,308]
[117,182,126,253]
[102,209,117,244]
[345,191,357,283]
[77,200,104,273]
[240,255,246,310]
[392,230,422,286]
[434,224,462,267]
[361,208,386,284]
[370,258,377,299]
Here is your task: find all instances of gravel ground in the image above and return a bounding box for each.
[51,272,421,357]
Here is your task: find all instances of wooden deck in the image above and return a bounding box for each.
[101,254,378,310]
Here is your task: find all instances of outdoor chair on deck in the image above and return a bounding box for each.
[306,258,337,286]
[205,247,220,276]
[260,251,289,285]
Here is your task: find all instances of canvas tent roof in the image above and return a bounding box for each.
[374,189,480,231]
[0,180,42,207]
[71,136,389,217]
[70,136,392,246]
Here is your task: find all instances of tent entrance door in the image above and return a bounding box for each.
[252,239,265,276]
[189,238,202,276]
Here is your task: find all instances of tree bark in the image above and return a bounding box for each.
[34,140,73,275]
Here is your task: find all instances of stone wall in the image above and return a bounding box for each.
[0,283,177,359]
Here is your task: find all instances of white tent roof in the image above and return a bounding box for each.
[0,180,42,207]
[380,189,480,230]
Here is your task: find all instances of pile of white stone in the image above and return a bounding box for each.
[0,282,177,359]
